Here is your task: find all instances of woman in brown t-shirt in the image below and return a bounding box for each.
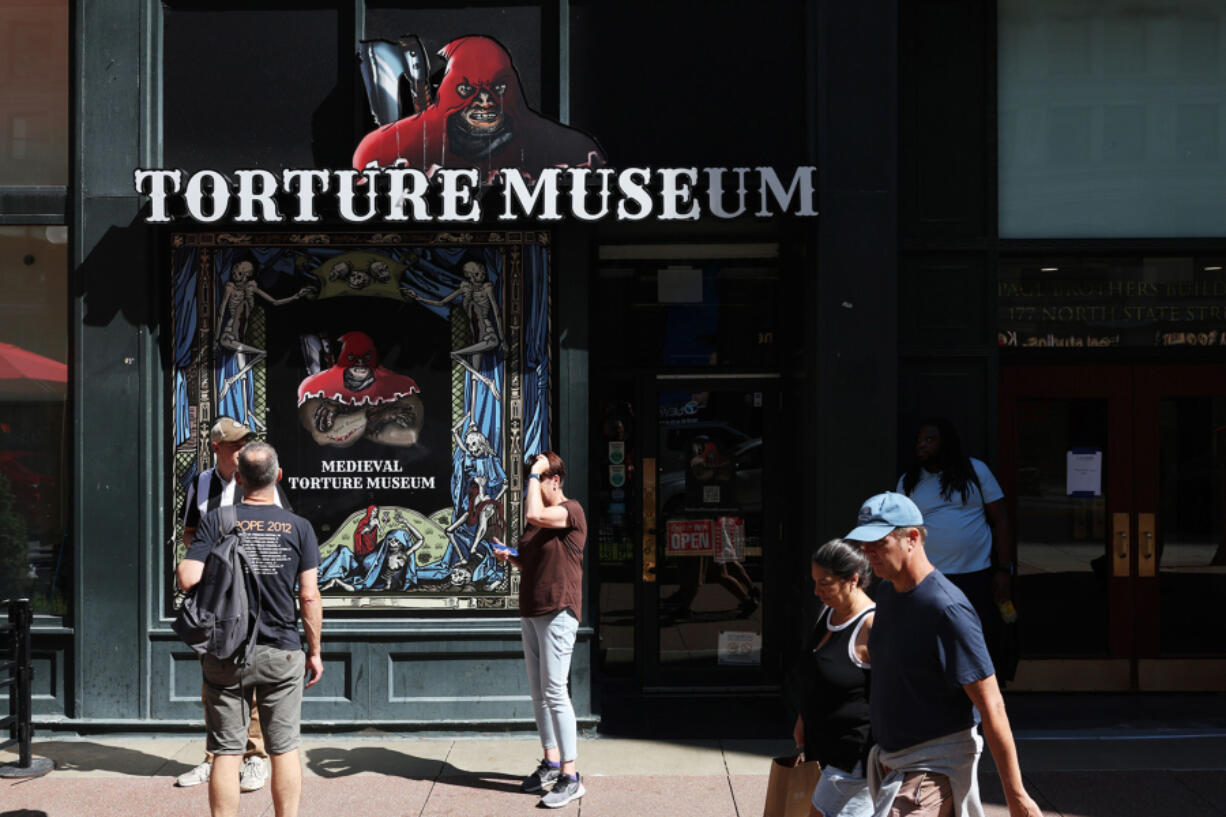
[493,451,587,807]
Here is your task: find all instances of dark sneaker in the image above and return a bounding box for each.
[520,758,561,793]
[540,773,585,808]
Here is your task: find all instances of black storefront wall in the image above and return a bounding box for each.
[63,1,596,727]
[50,0,902,727]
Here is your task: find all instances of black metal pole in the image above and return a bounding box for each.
[16,599,31,768]
[6,600,14,753]
[0,598,50,778]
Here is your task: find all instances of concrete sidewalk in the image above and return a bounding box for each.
[2,733,1225,817]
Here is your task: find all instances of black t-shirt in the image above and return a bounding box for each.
[187,502,321,651]
[868,570,995,752]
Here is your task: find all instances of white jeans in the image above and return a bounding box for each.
[521,609,579,762]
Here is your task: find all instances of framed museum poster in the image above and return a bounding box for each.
[169,230,550,611]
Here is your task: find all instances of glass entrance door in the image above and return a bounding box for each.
[591,374,782,687]
[1132,366,1226,688]
[1000,364,1226,690]
[649,379,773,680]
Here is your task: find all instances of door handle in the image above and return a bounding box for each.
[1138,513,1157,578]
[1111,512,1130,577]
[642,457,657,583]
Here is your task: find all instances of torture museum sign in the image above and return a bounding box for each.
[135,165,817,224]
[134,35,817,225]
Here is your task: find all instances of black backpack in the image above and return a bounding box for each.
[173,505,263,665]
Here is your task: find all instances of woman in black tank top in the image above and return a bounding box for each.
[791,539,876,817]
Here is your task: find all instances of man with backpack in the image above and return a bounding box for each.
[177,441,323,817]
[177,416,294,792]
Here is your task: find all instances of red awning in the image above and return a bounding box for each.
[0,342,67,399]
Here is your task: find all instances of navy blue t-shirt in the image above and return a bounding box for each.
[868,570,995,752]
[187,502,321,651]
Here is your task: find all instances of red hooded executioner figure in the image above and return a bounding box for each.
[352,35,605,181]
[296,331,424,448]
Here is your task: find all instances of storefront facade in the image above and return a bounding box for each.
[2,0,1222,730]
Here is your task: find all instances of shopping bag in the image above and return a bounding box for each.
[763,753,822,817]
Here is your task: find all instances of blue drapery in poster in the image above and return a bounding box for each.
[172,252,197,446]
[522,247,549,458]
[403,247,506,580]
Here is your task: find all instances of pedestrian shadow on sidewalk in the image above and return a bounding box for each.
[306,747,522,793]
[1,810,50,817]
[3,741,195,778]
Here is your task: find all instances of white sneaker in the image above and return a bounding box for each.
[175,760,212,787]
[239,756,267,792]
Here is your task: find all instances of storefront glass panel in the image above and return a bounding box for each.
[1157,395,1226,655]
[999,0,1226,237]
[594,258,784,370]
[0,226,68,615]
[162,3,352,170]
[998,255,1226,350]
[1013,397,1110,656]
[0,0,68,186]
[656,384,764,667]
[593,377,637,673]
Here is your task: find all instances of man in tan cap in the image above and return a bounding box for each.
[176,416,291,792]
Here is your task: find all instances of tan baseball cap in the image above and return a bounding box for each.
[210,417,255,444]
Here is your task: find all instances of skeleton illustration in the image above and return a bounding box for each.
[403,259,505,401]
[216,258,313,428]
[446,474,505,556]
[376,518,424,589]
[454,412,495,460]
[318,510,426,592]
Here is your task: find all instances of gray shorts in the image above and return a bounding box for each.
[202,645,305,755]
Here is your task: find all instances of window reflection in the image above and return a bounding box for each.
[1158,396,1226,655]
[0,227,68,615]
[595,261,783,370]
[0,0,68,186]
[657,387,764,667]
[1014,398,1110,656]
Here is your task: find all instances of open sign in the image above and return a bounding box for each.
[666,520,715,556]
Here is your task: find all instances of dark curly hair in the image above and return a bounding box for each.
[901,417,984,505]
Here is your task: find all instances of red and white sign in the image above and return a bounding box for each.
[715,516,745,564]
[718,630,762,666]
[666,520,715,556]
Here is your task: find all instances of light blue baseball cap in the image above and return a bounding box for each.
[844,492,924,541]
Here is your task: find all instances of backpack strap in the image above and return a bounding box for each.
[225,506,264,668]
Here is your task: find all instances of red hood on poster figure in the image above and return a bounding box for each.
[353,35,605,181]
[297,331,425,448]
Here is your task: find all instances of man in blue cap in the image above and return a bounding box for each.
[845,492,1041,817]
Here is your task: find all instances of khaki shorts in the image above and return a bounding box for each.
[202,645,305,755]
[888,771,953,817]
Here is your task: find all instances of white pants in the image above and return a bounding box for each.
[521,609,579,762]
